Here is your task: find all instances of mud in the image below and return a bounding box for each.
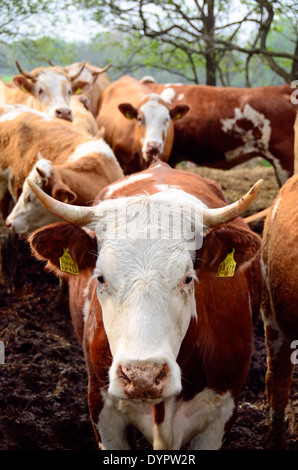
[0,164,297,450]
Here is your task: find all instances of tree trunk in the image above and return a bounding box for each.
[291,37,298,81]
[205,0,216,86]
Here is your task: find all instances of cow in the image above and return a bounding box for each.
[96,75,190,174]
[63,61,111,118]
[0,105,118,218]
[0,59,86,121]
[261,117,298,449]
[6,149,123,238]
[27,160,263,450]
[140,78,296,187]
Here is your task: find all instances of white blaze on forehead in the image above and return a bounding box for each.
[68,138,118,163]
[38,71,72,115]
[6,158,56,235]
[140,95,171,156]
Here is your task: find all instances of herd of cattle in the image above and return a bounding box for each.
[0,59,297,450]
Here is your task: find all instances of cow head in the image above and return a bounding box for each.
[28,175,262,402]
[6,156,76,238]
[118,94,189,163]
[12,60,87,121]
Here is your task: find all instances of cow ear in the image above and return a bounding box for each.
[52,184,77,204]
[71,80,91,95]
[118,103,138,120]
[170,104,190,120]
[13,76,33,94]
[29,222,97,278]
[195,223,261,275]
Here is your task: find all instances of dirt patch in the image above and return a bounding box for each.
[0,164,297,450]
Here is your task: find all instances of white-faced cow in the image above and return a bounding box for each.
[97,75,190,174]
[0,60,85,121]
[261,175,298,449]
[6,143,123,238]
[141,79,296,186]
[0,105,120,219]
[63,61,111,118]
[28,160,262,450]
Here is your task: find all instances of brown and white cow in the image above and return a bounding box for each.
[0,60,85,121]
[28,160,262,450]
[261,173,298,449]
[0,105,119,218]
[141,79,296,186]
[97,76,190,174]
[6,145,123,238]
[64,61,111,118]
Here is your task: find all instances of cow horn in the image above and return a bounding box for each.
[202,179,263,228]
[26,179,96,225]
[47,58,55,66]
[69,61,86,81]
[93,63,112,75]
[15,59,36,81]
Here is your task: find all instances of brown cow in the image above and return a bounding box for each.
[0,105,119,218]
[0,60,86,121]
[97,75,190,174]
[261,172,298,449]
[141,79,296,186]
[28,161,262,450]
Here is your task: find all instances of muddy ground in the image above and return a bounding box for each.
[0,163,297,451]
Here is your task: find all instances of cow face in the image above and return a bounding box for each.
[118,94,189,163]
[6,158,76,237]
[28,173,262,404]
[13,67,75,121]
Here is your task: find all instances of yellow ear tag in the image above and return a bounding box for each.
[21,84,29,93]
[62,194,69,203]
[59,248,79,275]
[74,87,82,95]
[125,111,132,119]
[174,113,182,119]
[217,248,236,278]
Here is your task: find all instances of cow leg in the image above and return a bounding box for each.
[262,287,294,449]
[95,398,132,450]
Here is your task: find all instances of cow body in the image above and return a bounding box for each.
[29,161,262,450]
[142,80,295,186]
[0,105,120,218]
[97,76,189,174]
[261,174,298,448]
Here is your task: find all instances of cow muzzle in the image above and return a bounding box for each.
[144,141,162,161]
[117,361,169,401]
[55,107,73,122]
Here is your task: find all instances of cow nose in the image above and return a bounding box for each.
[146,142,162,156]
[118,362,169,400]
[55,108,73,122]
[5,220,13,232]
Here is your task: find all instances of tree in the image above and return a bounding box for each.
[77,0,298,85]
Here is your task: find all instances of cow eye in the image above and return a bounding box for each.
[38,88,44,96]
[97,275,105,284]
[182,275,194,286]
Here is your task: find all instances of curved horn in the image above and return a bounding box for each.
[26,178,96,225]
[47,58,55,66]
[15,59,36,81]
[69,61,86,81]
[92,62,112,76]
[202,179,263,228]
